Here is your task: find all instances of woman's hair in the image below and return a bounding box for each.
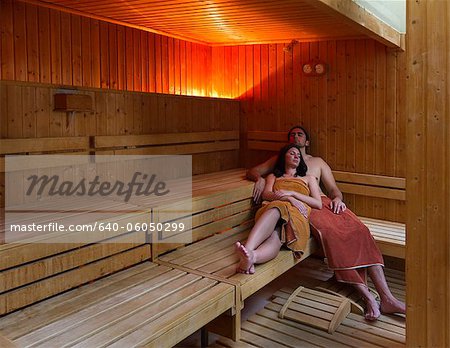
[287,125,310,142]
[273,144,308,178]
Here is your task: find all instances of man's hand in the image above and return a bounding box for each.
[330,197,346,214]
[252,178,265,203]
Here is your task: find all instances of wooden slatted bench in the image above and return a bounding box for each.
[0,262,234,347]
[0,136,238,347]
[333,171,406,259]
[150,169,319,340]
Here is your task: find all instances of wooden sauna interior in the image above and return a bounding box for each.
[0,0,448,347]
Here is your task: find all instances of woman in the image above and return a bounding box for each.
[235,144,322,274]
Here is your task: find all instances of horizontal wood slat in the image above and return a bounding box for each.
[333,171,405,189]
[0,245,151,315]
[94,131,240,148]
[0,262,234,347]
[337,182,405,201]
[111,141,239,156]
[0,137,90,155]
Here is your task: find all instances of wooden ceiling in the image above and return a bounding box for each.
[25,0,403,48]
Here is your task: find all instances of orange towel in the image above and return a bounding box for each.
[256,178,311,257]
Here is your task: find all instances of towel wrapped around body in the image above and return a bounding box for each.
[255,177,311,258]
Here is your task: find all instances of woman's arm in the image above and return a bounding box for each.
[288,176,322,209]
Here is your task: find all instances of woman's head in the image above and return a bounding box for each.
[273,144,308,177]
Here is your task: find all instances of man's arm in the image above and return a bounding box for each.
[319,159,346,214]
[246,155,277,203]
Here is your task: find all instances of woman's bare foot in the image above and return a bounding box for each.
[235,242,255,274]
[380,298,406,315]
[364,297,381,321]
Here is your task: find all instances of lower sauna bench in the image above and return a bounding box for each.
[0,262,235,348]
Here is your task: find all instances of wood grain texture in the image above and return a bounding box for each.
[19,0,402,47]
[212,39,406,221]
[1,1,212,97]
[406,0,450,346]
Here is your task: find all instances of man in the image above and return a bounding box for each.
[247,125,405,321]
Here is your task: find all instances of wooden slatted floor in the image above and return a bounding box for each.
[208,258,406,348]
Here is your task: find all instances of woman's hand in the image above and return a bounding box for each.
[288,197,308,218]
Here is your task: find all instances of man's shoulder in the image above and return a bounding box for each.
[306,155,328,167]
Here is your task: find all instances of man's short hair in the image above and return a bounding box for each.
[287,125,310,142]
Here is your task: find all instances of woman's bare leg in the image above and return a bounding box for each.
[235,208,280,273]
[235,231,282,274]
[253,230,282,263]
[367,265,406,314]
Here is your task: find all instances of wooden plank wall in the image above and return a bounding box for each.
[211,40,406,222]
[406,0,450,346]
[0,81,239,169]
[0,0,212,97]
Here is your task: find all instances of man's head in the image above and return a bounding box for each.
[287,125,310,148]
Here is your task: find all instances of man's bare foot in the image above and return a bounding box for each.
[380,298,406,315]
[235,242,255,274]
[364,297,381,321]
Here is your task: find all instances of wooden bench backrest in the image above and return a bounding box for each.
[333,171,405,201]
[150,169,255,258]
[93,131,239,155]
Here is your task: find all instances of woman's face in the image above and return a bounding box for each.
[285,147,300,167]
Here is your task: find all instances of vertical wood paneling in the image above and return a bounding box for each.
[90,19,100,88]
[108,24,118,90]
[168,37,175,94]
[38,7,51,83]
[25,4,38,82]
[71,14,82,86]
[161,36,169,93]
[81,16,91,87]
[212,38,406,221]
[406,0,450,347]
[326,41,337,168]
[22,86,35,138]
[35,86,50,138]
[335,41,346,170]
[1,0,15,80]
[13,1,27,81]
[99,21,109,88]
[141,31,148,93]
[116,25,125,90]
[133,29,141,92]
[49,9,61,84]
[1,2,212,97]
[179,40,186,95]
[60,12,72,85]
[1,82,239,137]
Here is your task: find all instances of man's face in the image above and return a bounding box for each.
[288,128,309,148]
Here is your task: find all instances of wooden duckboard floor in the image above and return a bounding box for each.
[209,258,405,348]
